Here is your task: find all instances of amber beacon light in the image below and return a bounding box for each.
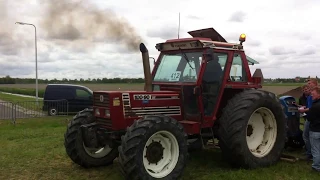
[239,33,246,45]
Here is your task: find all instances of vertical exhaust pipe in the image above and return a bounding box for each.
[140,43,152,92]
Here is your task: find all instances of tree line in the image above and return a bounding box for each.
[0,75,317,84]
[0,76,145,84]
[264,76,318,83]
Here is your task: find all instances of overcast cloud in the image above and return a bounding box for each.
[0,0,320,79]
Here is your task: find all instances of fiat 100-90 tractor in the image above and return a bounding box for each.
[64,28,286,180]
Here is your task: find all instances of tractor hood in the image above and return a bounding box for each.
[93,90,181,111]
[93,90,183,129]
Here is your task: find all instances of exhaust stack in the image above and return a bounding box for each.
[140,43,152,92]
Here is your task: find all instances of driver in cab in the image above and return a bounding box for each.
[202,49,223,115]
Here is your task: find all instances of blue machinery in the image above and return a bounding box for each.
[279,96,305,148]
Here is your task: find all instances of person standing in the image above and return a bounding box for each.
[299,85,310,120]
[300,79,318,160]
[299,86,320,172]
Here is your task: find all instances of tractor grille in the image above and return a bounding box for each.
[94,93,110,108]
[124,106,181,117]
[94,93,111,128]
[96,117,112,128]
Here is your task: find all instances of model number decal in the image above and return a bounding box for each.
[134,94,152,100]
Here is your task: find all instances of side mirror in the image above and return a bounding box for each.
[193,86,200,96]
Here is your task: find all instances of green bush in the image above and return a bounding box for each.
[0,87,45,98]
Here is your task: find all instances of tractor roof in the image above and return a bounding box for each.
[188,27,228,42]
[155,27,259,65]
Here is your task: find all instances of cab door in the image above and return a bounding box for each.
[181,56,202,121]
[197,50,231,122]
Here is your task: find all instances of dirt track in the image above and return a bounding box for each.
[261,86,299,96]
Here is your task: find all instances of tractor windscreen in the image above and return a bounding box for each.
[153,51,202,83]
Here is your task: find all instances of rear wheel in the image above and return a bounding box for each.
[218,89,286,168]
[118,115,188,180]
[64,109,119,168]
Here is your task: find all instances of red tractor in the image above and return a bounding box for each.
[64,28,286,180]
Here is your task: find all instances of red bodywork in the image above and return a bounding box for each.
[93,91,183,130]
[93,28,262,135]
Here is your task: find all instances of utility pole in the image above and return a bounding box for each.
[15,22,38,105]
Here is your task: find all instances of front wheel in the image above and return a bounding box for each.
[64,109,119,168]
[118,115,188,180]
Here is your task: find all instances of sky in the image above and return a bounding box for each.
[0,0,319,80]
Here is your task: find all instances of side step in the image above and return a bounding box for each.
[180,121,201,135]
[200,127,216,150]
[180,121,219,150]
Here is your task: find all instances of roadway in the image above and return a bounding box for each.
[0,101,14,120]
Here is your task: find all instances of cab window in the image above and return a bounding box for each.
[229,53,248,82]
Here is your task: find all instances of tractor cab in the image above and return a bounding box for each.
[150,28,263,128]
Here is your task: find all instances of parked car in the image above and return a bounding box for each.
[42,84,93,116]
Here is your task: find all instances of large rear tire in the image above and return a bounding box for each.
[118,115,188,180]
[64,108,119,168]
[218,89,286,169]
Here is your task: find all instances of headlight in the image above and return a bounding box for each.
[105,109,110,117]
[95,108,100,116]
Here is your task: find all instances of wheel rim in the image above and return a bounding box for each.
[50,109,57,115]
[246,107,277,158]
[143,130,179,178]
[83,143,112,158]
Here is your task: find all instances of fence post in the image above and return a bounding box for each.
[67,100,69,116]
[11,102,16,125]
[14,103,17,124]
[64,99,69,116]
[11,102,13,124]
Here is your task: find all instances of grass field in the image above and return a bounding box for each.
[0,92,44,114]
[0,86,318,179]
[0,117,319,180]
[0,92,38,102]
